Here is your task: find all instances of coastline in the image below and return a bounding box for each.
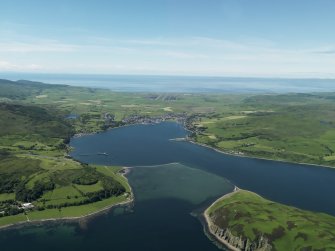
[73,119,335,170]
[186,138,335,170]
[203,187,241,251]
[74,120,335,171]
[0,167,134,231]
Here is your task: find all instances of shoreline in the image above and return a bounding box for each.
[186,138,335,170]
[73,121,335,170]
[77,120,335,170]
[203,187,241,251]
[0,167,134,231]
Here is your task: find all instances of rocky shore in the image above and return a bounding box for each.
[207,225,272,251]
[203,189,272,251]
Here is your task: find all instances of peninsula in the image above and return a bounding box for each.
[204,189,335,250]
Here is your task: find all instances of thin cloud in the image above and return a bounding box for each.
[124,39,176,46]
[314,49,335,54]
[1,34,335,77]
[190,36,251,50]
[0,60,43,71]
[157,50,208,59]
[0,40,79,53]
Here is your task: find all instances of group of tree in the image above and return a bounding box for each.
[0,201,24,217]
[15,181,55,202]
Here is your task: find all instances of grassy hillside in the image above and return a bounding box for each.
[0,82,132,227]
[0,79,68,100]
[0,79,243,133]
[193,93,335,167]
[206,190,335,250]
[0,103,73,156]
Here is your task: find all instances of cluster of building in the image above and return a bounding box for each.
[0,202,34,217]
[121,113,188,125]
[103,113,115,122]
[20,203,34,210]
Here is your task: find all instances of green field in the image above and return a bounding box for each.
[189,94,335,167]
[0,162,131,227]
[0,79,134,227]
[206,190,335,250]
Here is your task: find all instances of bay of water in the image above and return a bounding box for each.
[1,73,335,93]
[1,122,335,251]
[70,122,335,214]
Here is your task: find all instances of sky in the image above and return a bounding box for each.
[0,0,335,77]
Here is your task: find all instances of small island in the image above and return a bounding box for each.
[204,189,335,251]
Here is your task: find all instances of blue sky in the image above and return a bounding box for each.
[0,0,334,77]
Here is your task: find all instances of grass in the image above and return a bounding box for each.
[0,194,128,228]
[42,186,83,200]
[95,166,131,193]
[74,181,104,194]
[195,99,335,167]
[0,80,132,227]
[207,190,335,250]
[0,214,27,227]
[0,163,130,227]
[0,193,15,202]
[28,194,128,221]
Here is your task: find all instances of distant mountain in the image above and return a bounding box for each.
[0,79,68,100]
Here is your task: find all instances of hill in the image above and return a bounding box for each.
[0,92,131,228]
[205,190,335,250]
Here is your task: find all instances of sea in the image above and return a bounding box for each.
[0,73,335,93]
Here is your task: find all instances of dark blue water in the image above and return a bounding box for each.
[71,122,335,215]
[1,73,335,93]
[0,198,225,251]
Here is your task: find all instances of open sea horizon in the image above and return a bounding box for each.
[0,73,335,93]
